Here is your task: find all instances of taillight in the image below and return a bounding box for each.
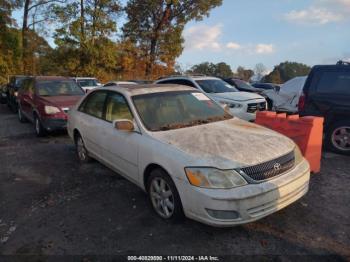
[298,92,306,112]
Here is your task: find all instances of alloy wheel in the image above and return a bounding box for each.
[35,118,40,135]
[150,177,175,219]
[18,107,22,121]
[331,126,350,151]
[77,137,87,161]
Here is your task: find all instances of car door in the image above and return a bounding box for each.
[77,90,108,157]
[101,91,140,182]
[20,78,35,121]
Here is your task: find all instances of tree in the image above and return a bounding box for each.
[21,0,65,74]
[122,0,223,78]
[254,63,267,81]
[264,61,311,83]
[0,0,22,83]
[214,62,232,78]
[188,62,216,75]
[52,0,121,78]
[187,61,232,78]
[235,66,254,81]
[0,0,20,28]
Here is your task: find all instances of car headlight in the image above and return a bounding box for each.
[185,167,247,189]
[294,146,304,165]
[45,105,61,114]
[219,101,242,108]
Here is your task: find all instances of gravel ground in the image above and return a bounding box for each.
[0,104,349,260]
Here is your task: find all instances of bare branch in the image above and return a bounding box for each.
[28,0,65,12]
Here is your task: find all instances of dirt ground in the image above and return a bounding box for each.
[0,104,349,260]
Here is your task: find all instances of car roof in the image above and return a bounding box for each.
[157,75,220,81]
[96,84,196,96]
[312,64,350,71]
[106,81,137,85]
[74,77,97,80]
[33,76,73,81]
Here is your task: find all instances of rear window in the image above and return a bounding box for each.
[317,71,350,95]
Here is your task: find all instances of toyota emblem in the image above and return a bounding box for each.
[274,163,281,171]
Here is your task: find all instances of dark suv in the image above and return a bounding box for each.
[6,75,29,112]
[17,76,85,136]
[299,61,350,154]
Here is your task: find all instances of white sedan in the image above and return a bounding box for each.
[67,84,310,226]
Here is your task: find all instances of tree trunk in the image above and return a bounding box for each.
[79,0,86,72]
[80,0,85,45]
[146,38,157,78]
[22,0,30,74]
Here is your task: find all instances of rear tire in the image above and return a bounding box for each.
[18,105,27,123]
[75,133,92,163]
[147,168,184,222]
[326,120,350,155]
[34,115,46,137]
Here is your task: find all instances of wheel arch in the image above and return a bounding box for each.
[73,128,81,143]
[143,163,171,191]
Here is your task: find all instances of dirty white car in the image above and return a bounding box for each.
[155,76,267,122]
[262,76,307,113]
[68,84,310,226]
[73,77,101,92]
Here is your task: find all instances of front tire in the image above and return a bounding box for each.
[75,134,91,163]
[34,115,46,137]
[147,168,184,221]
[326,120,350,155]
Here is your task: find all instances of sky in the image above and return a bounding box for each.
[12,0,350,72]
[178,0,350,71]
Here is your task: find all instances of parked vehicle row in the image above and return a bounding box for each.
[1,60,348,226]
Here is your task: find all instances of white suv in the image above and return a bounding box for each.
[155,76,267,121]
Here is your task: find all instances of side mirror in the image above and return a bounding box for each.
[275,86,281,92]
[113,119,135,132]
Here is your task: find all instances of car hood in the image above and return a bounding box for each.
[151,118,295,168]
[40,96,83,108]
[211,91,264,102]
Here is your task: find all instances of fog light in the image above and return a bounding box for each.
[206,209,240,220]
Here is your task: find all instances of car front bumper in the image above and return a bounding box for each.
[42,118,67,131]
[179,159,310,227]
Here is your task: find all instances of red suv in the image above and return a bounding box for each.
[17,76,85,136]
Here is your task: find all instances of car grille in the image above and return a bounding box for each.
[247,102,266,113]
[239,151,295,182]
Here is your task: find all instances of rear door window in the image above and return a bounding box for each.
[79,91,108,119]
[104,92,133,122]
[317,71,350,95]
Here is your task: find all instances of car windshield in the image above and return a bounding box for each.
[133,91,233,131]
[196,79,238,93]
[37,80,85,96]
[77,79,98,87]
[234,79,255,90]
